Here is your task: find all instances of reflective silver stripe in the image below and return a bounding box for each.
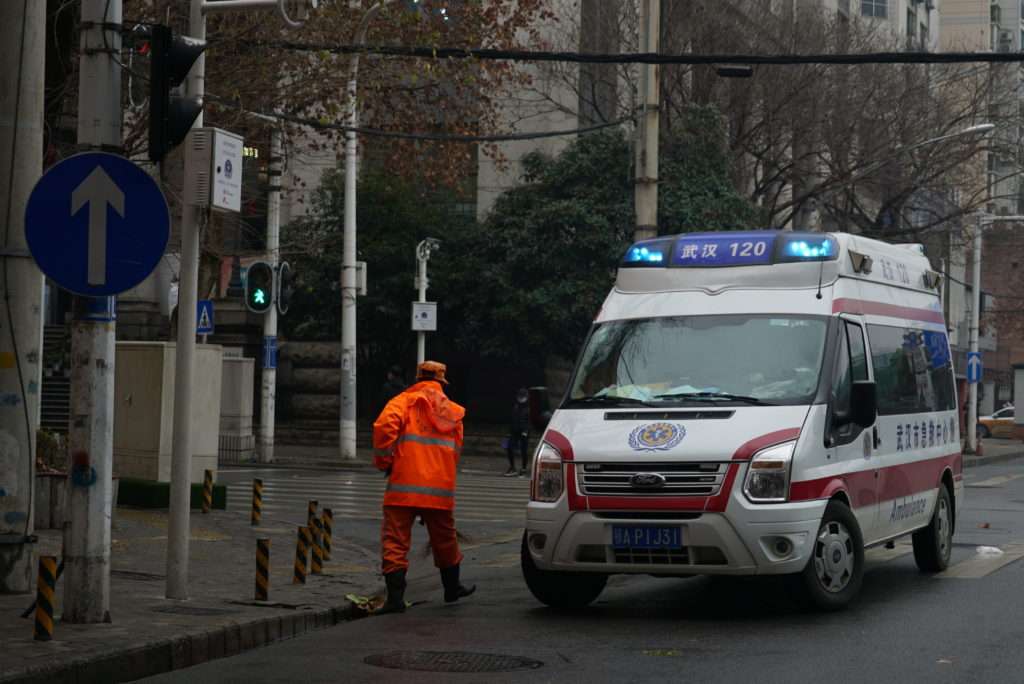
[396,433,457,449]
[386,483,455,498]
[373,448,390,457]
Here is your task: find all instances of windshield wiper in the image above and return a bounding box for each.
[570,395,656,407]
[653,391,774,406]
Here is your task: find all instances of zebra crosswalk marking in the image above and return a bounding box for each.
[967,473,1024,487]
[936,540,1024,579]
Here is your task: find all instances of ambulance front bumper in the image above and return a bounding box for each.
[524,499,826,576]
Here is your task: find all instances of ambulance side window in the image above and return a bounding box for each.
[832,321,867,445]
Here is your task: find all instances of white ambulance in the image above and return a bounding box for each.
[522,230,962,610]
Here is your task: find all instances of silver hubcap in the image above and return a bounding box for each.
[813,520,854,593]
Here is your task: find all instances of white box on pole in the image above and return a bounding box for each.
[184,127,244,213]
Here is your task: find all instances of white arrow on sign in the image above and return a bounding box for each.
[71,166,125,287]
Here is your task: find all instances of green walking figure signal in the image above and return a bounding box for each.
[245,261,274,314]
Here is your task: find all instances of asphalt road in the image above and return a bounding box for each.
[145,456,1024,684]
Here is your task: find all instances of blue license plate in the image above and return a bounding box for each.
[611,525,683,549]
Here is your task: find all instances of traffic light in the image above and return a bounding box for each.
[277,261,297,315]
[148,24,206,163]
[245,261,274,314]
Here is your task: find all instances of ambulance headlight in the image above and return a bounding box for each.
[742,441,795,503]
[531,441,565,503]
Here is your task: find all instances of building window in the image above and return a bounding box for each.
[861,0,886,18]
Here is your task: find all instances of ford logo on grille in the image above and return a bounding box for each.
[630,472,666,488]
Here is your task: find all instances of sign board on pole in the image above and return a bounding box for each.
[196,299,214,335]
[967,352,983,383]
[25,152,170,296]
[411,302,437,331]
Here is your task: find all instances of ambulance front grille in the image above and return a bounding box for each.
[577,462,728,497]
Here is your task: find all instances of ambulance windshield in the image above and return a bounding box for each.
[568,315,828,406]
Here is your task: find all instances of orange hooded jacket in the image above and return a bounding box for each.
[373,380,466,510]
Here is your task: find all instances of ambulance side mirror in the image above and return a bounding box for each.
[528,386,552,432]
[844,380,877,429]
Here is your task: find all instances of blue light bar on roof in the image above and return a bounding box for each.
[621,237,673,266]
[774,233,839,263]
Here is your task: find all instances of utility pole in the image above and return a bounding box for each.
[62,0,121,622]
[633,0,659,242]
[259,128,282,463]
[0,0,45,595]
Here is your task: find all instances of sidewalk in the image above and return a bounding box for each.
[1,439,1021,683]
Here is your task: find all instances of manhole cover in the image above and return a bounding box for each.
[364,651,542,673]
[151,605,242,616]
[111,570,164,581]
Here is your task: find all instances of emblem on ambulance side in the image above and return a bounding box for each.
[628,423,686,452]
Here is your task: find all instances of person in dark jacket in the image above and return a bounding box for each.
[376,365,406,417]
[505,388,531,477]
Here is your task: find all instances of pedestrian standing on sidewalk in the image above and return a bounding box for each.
[505,388,531,477]
[376,364,406,417]
[372,360,476,614]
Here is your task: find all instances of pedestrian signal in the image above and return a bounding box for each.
[147,24,206,163]
[245,261,274,314]
[277,261,297,315]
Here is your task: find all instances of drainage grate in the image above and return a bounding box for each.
[151,605,242,616]
[111,570,164,581]
[363,651,543,673]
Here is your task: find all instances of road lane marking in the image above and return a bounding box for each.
[937,540,1024,578]
[967,474,1024,487]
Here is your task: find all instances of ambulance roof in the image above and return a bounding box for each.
[616,231,939,295]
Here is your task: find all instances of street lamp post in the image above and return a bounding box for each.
[805,123,995,230]
[415,238,440,364]
[340,0,404,460]
[966,211,1024,453]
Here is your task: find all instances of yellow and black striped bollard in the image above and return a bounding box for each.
[251,478,263,526]
[310,517,323,575]
[293,525,311,584]
[306,499,318,530]
[322,508,333,561]
[201,469,213,514]
[255,539,270,601]
[34,555,57,641]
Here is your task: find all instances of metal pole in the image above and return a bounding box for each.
[633,0,659,242]
[62,0,120,623]
[259,127,281,463]
[166,0,207,600]
[340,0,402,460]
[967,212,981,454]
[416,242,428,364]
[0,0,45,595]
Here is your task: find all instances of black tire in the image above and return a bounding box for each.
[977,425,990,439]
[520,533,607,609]
[786,500,864,611]
[912,485,953,572]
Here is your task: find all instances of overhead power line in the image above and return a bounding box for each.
[234,40,1024,66]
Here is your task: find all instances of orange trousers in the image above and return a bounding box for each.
[381,505,463,575]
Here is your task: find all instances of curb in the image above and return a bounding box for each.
[0,602,368,684]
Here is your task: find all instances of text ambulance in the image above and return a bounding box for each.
[522,231,961,610]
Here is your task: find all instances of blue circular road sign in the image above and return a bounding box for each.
[25,152,170,296]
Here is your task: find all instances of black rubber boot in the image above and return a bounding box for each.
[440,564,476,603]
[375,568,407,615]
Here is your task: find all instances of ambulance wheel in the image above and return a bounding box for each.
[787,500,864,611]
[521,533,607,609]
[912,485,953,572]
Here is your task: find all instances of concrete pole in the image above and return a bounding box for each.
[166,0,207,600]
[259,128,282,463]
[62,0,121,623]
[0,0,45,595]
[967,212,981,454]
[633,0,659,242]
